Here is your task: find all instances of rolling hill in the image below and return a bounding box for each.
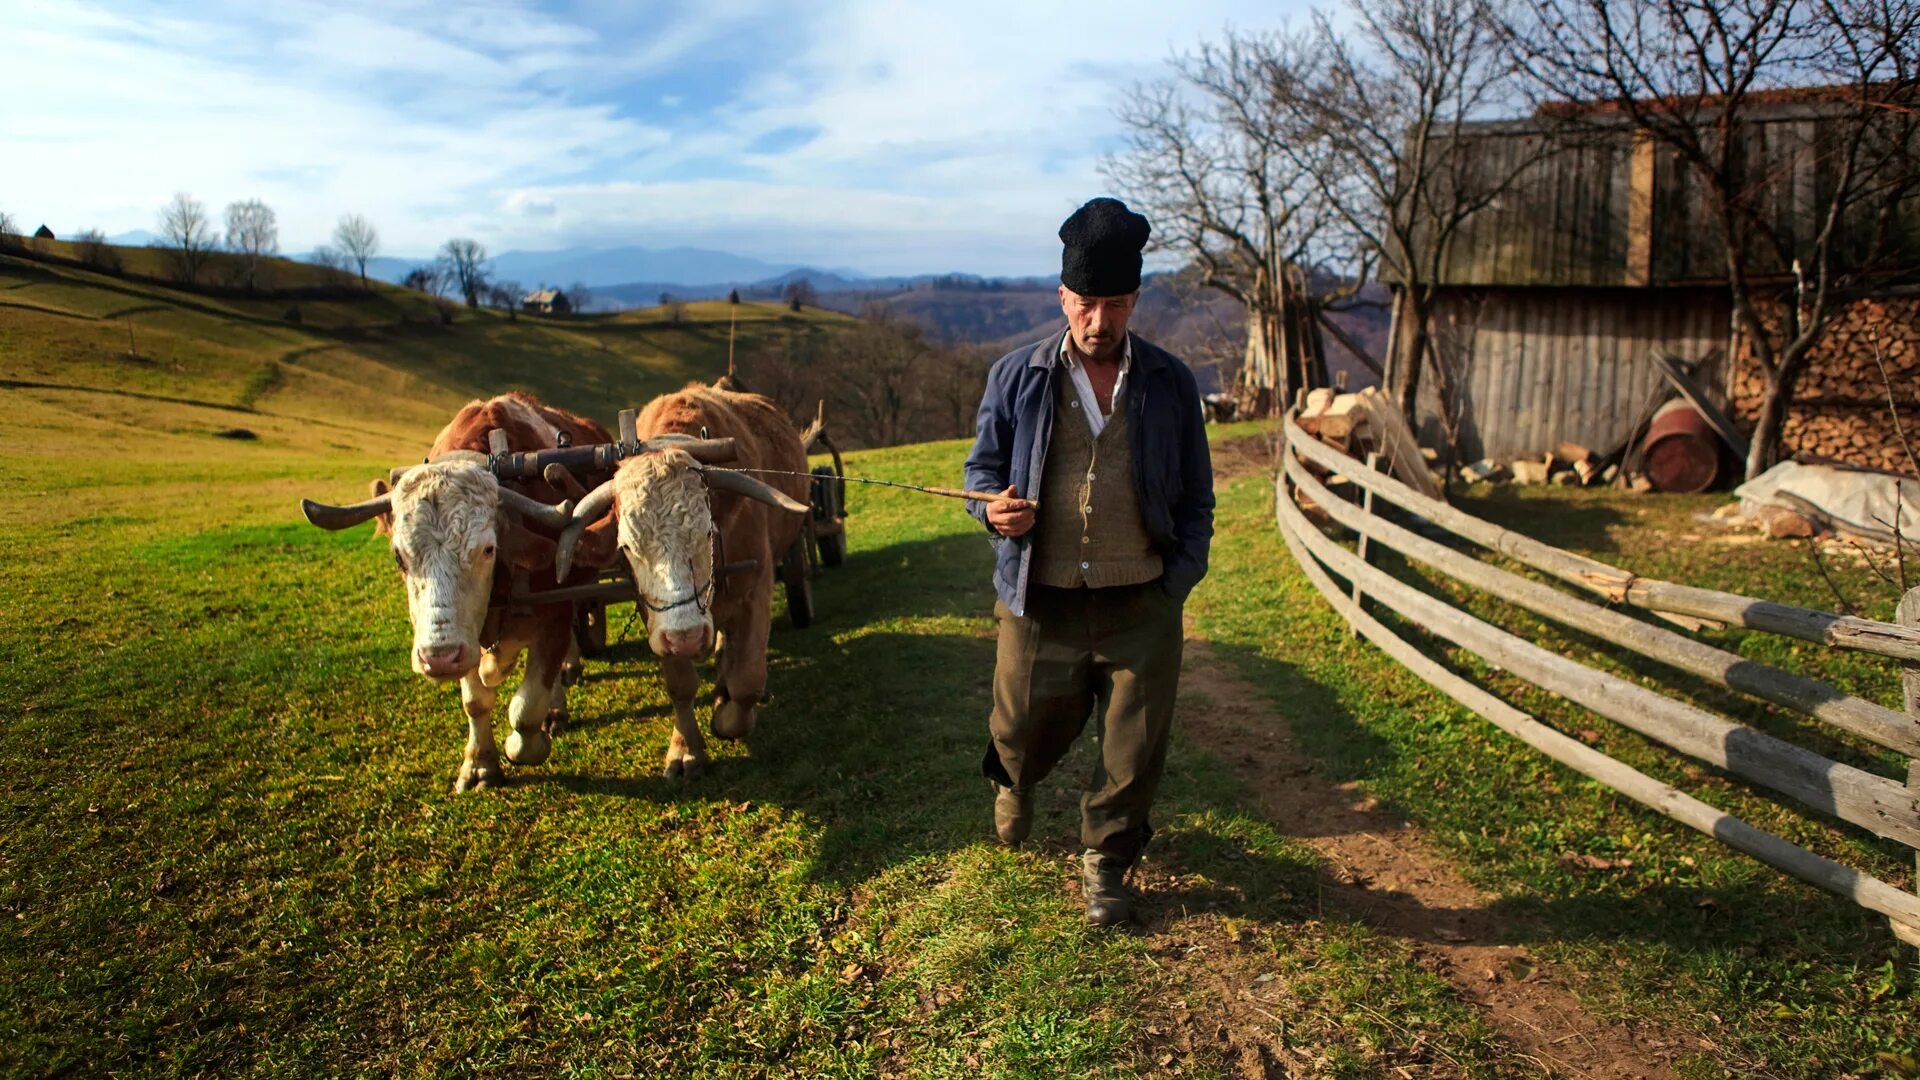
[0,239,852,471]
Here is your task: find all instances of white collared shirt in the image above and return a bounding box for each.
[1058,333,1132,437]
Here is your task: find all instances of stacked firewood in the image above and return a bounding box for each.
[1297,386,1446,499]
[1728,296,1920,472]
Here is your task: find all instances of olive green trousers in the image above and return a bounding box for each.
[981,580,1185,864]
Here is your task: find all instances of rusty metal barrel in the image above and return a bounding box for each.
[1642,399,1721,493]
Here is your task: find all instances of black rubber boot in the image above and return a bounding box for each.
[1082,849,1133,927]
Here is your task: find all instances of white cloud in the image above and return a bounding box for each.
[5,0,1306,271]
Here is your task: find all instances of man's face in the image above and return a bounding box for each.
[1059,286,1138,361]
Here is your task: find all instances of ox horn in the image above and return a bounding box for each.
[553,480,618,581]
[495,483,573,531]
[700,467,809,514]
[301,494,391,531]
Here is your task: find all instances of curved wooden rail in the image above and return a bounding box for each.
[1275,410,1920,943]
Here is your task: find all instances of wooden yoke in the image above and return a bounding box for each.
[482,408,739,486]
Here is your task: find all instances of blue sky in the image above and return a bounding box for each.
[5,0,1299,276]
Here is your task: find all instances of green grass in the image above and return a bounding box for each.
[1189,474,1920,1077]
[0,417,1522,1076]
[8,253,1915,1075]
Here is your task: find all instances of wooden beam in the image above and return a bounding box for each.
[1274,477,1920,933]
[1283,414,1920,662]
[1900,588,1920,947]
[1276,465,1920,849]
[1626,129,1655,287]
[1285,452,1918,756]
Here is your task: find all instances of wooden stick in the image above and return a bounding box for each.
[1284,414,1920,663]
[1900,587,1920,947]
[1276,469,1920,850]
[1285,452,1919,756]
[1349,450,1381,637]
[1273,479,1920,934]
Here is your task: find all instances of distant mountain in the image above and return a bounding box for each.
[485,246,810,289]
[799,271,1391,395]
[107,228,163,246]
[301,244,874,295]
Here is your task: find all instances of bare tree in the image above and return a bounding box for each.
[667,298,687,324]
[333,214,379,290]
[74,229,121,273]
[783,277,818,311]
[0,211,18,250]
[744,332,824,418]
[402,263,447,295]
[565,281,592,313]
[1502,0,1920,478]
[490,279,523,322]
[225,199,279,291]
[440,238,489,308]
[310,245,352,284]
[157,192,215,284]
[926,343,999,438]
[1108,29,1357,414]
[835,307,930,445]
[1297,0,1529,425]
[402,262,458,323]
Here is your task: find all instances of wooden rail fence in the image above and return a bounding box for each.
[1274,408,1920,943]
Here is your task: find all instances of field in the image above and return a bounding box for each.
[2,249,1917,1076]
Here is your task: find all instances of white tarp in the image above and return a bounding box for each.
[1734,460,1920,545]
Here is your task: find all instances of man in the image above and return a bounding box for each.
[963,197,1214,926]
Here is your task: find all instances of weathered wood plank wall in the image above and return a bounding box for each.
[1419,286,1728,461]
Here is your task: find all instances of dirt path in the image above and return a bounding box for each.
[1148,639,1690,1077]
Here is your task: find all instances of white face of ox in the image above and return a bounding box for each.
[387,455,501,680]
[613,452,715,659]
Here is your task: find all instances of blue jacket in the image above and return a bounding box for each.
[964,329,1214,617]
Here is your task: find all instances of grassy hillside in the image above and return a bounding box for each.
[0,246,850,471]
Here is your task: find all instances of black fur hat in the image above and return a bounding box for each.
[1059,197,1150,297]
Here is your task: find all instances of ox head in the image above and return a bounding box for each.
[301,452,572,682]
[555,448,806,660]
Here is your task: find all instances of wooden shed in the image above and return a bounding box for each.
[520,287,572,315]
[1409,95,1920,467]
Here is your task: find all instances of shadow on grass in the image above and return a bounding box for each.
[531,531,1006,882]
[1190,636,1910,967]
[1449,485,1632,553]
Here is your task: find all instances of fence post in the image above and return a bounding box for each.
[1898,586,1920,947]
[1349,451,1383,636]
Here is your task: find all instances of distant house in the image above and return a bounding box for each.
[521,288,572,315]
[32,225,53,240]
[1396,90,1920,469]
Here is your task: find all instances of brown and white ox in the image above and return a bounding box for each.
[301,393,613,792]
[556,384,810,778]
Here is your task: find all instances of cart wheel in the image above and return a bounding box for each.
[782,534,814,629]
[816,527,846,568]
[810,464,847,568]
[575,599,610,657]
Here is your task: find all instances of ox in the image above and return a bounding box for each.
[556,384,809,778]
[300,393,613,792]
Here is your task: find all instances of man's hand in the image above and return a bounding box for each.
[986,485,1035,537]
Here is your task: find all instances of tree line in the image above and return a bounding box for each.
[146,192,384,293]
[738,305,998,449]
[1108,0,1919,479]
